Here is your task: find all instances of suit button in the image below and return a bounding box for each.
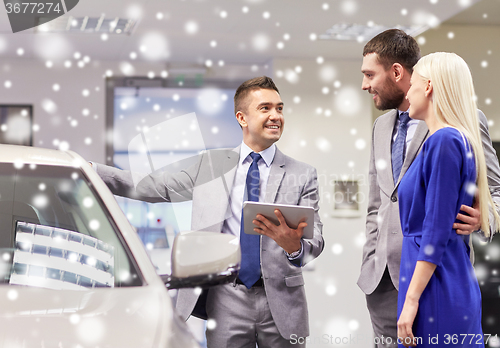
[391,196,397,202]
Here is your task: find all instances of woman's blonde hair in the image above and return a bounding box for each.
[413,52,499,237]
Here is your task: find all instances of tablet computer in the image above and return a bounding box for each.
[242,201,314,239]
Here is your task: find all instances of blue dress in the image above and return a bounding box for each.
[397,127,484,347]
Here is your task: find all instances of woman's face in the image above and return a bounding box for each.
[407,72,431,121]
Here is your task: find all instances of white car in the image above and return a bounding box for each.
[0,144,240,348]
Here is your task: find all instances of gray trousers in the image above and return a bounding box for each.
[205,282,305,348]
[365,268,398,348]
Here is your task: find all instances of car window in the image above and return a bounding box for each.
[0,162,143,289]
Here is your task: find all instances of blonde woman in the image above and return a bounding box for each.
[396,52,499,347]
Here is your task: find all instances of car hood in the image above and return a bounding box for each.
[0,284,200,348]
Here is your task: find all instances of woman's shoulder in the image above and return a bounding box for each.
[426,127,467,147]
[424,127,470,157]
[432,126,462,139]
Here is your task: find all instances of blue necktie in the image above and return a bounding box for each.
[392,112,411,185]
[239,152,262,288]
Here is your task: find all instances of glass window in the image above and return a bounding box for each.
[108,79,243,276]
[0,163,143,290]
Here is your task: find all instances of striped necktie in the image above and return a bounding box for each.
[392,112,410,185]
[239,152,262,288]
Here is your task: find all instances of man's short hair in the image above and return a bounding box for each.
[363,29,421,73]
[234,76,280,114]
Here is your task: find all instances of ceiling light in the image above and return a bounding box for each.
[319,23,428,41]
[34,15,136,35]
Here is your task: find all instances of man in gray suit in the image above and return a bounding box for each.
[358,29,500,347]
[93,76,324,348]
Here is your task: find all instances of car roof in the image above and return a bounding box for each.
[0,144,78,166]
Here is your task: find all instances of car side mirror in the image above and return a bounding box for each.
[162,231,240,289]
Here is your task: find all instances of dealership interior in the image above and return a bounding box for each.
[1,0,500,346]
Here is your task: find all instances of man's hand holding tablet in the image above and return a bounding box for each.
[243,202,314,239]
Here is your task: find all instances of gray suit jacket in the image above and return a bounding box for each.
[96,146,324,339]
[358,110,500,295]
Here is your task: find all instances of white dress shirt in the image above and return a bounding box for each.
[222,142,276,238]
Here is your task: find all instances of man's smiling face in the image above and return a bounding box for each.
[361,53,406,111]
[237,88,284,152]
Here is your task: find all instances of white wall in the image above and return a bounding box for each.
[1,58,109,162]
[417,24,500,140]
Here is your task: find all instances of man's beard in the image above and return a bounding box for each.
[374,76,406,111]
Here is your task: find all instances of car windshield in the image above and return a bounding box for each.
[0,162,143,290]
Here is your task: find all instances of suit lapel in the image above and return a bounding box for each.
[222,145,240,197]
[377,110,398,188]
[265,147,285,203]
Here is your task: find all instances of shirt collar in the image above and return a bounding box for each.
[397,108,419,124]
[239,142,276,167]
[398,108,410,117]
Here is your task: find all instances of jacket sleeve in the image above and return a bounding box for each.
[477,110,500,241]
[418,132,467,265]
[289,166,324,267]
[94,153,204,203]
